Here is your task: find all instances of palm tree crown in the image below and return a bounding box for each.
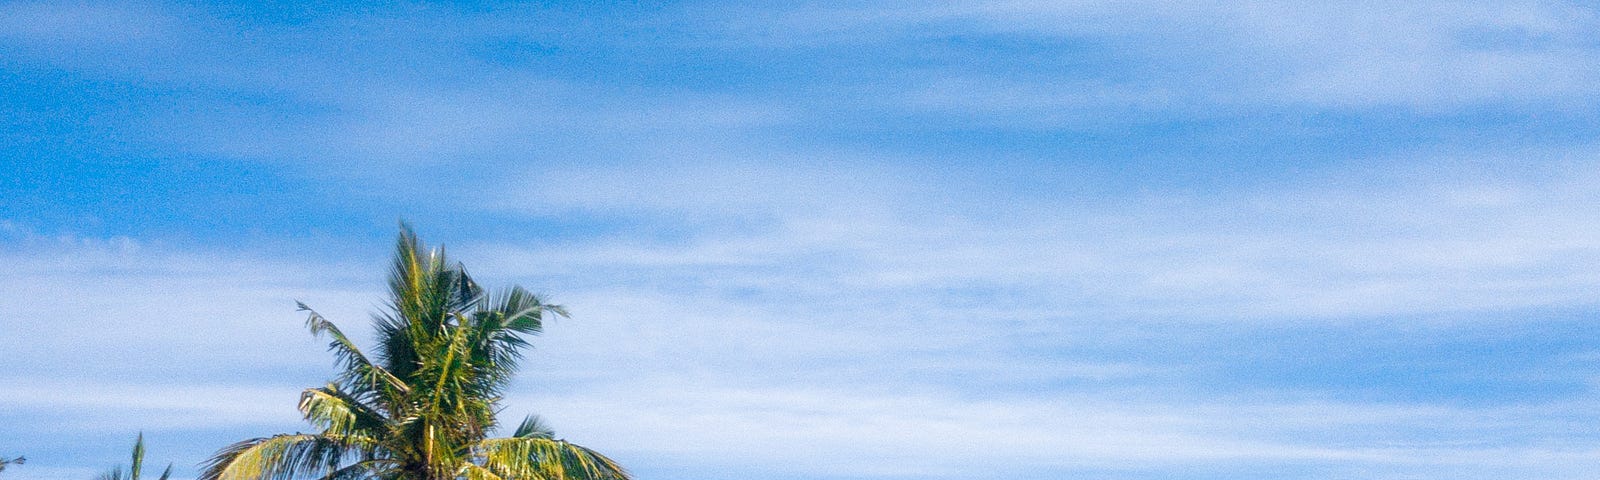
[202,225,628,480]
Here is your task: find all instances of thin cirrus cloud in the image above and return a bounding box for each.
[457,155,1600,477]
[0,1,175,47]
[518,381,1600,479]
[487,154,1600,320]
[696,1,1600,112]
[8,222,1598,480]
[8,0,1595,182]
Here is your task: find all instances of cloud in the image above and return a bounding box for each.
[703,1,1600,113]
[462,155,1600,478]
[515,380,1600,478]
[481,151,1600,321]
[0,230,395,478]
[5,0,1594,196]
[0,227,381,384]
[0,381,301,431]
[1236,2,1600,109]
[0,1,176,47]
[495,158,926,222]
[0,4,795,185]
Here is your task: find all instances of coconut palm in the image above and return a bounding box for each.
[202,225,628,480]
[100,433,172,480]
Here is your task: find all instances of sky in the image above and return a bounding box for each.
[3,1,1600,479]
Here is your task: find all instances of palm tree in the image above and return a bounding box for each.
[100,434,172,480]
[202,225,629,480]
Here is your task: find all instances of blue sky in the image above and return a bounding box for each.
[4,1,1600,479]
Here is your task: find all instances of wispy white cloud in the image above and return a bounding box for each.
[483,150,1600,321]
[5,0,1593,189]
[516,380,1600,478]
[464,154,1600,477]
[0,381,301,430]
[0,228,379,382]
[0,1,794,175]
[1235,1,1600,109]
[709,1,1600,113]
[144,77,793,173]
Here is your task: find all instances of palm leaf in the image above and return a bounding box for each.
[300,303,408,397]
[476,437,628,480]
[511,415,555,439]
[300,385,390,438]
[200,434,372,480]
[458,462,506,480]
[0,457,23,474]
[130,433,144,480]
[314,459,395,480]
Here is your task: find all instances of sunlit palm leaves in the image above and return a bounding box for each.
[203,224,628,480]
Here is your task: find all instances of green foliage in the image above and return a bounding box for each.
[99,434,172,480]
[202,224,628,480]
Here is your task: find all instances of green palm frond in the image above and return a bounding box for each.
[131,433,143,480]
[201,434,373,480]
[300,385,389,438]
[467,288,567,390]
[476,437,629,480]
[300,303,408,397]
[511,415,555,439]
[457,463,505,480]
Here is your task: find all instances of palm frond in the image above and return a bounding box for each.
[511,415,555,439]
[315,459,395,480]
[0,456,23,474]
[463,288,567,399]
[388,223,448,336]
[458,462,507,480]
[448,264,484,314]
[494,287,566,335]
[300,385,390,438]
[476,437,629,480]
[199,434,373,480]
[130,433,145,480]
[300,303,408,397]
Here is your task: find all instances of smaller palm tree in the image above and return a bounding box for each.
[99,433,171,480]
[202,225,629,480]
